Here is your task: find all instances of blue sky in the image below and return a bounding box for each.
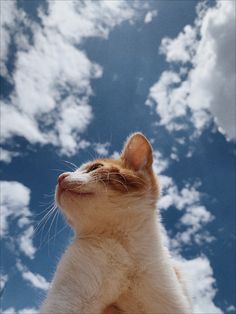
[0,0,235,313]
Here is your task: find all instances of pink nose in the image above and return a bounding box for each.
[57,172,70,185]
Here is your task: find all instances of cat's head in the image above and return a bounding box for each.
[55,133,159,234]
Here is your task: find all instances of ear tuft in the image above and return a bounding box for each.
[121,133,153,171]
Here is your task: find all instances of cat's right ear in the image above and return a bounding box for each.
[121,133,153,171]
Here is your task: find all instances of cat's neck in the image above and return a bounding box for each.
[72,205,164,258]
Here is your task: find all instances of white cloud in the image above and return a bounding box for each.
[157,174,215,250]
[1,0,148,156]
[0,103,47,145]
[181,205,212,226]
[18,308,38,314]
[171,206,214,250]
[93,142,110,156]
[111,151,120,159]
[152,150,215,251]
[152,150,169,174]
[16,260,49,291]
[188,1,236,140]
[0,181,36,258]
[2,308,16,314]
[227,305,236,313]
[0,181,31,236]
[160,25,197,63]
[144,10,158,24]
[0,274,8,291]
[0,148,19,164]
[0,0,17,78]
[56,97,94,156]
[2,308,38,314]
[146,71,190,132]
[176,256,223,314]
[18,226,36,259]
[42,0,136,42]
[147,1,236,141]
[158,178,201,211]
[21,271,49,291]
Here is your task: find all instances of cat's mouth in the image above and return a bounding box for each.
[57,184,94,197]
[66,190,94,197]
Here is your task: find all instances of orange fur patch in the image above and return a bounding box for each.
[85,157,159,199]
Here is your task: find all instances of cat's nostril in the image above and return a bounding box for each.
[58,172,70,185]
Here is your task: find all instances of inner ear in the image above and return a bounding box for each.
[121,133,153,171]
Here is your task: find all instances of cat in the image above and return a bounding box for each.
[40,133,191,314]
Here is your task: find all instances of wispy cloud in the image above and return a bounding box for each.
[0,274,8,295]
[16,260,49,291]
[146,0,236,141]
[0,0,17,79]
[18,226,36,259]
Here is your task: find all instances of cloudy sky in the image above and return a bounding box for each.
[0,0,235,313]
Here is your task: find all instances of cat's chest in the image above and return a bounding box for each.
[115,273,162,314]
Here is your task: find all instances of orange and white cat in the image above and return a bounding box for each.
[40,133,191,314]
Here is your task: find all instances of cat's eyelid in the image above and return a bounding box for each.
[87,163,103,172]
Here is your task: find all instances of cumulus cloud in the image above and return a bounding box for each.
[160,24,197,63]
[42,0,136,42]
[177,256,223,314]
[0,0,147,156]
[146,1,236,141]
[0,181,36,258]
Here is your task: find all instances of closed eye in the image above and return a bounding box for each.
[87,163,103,172]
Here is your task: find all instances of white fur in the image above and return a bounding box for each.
[40,203,191,313]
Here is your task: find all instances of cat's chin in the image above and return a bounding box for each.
[56,185,94,208]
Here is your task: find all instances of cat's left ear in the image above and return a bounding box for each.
[121,133,153,171]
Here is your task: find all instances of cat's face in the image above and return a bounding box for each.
[55,133,159,233]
